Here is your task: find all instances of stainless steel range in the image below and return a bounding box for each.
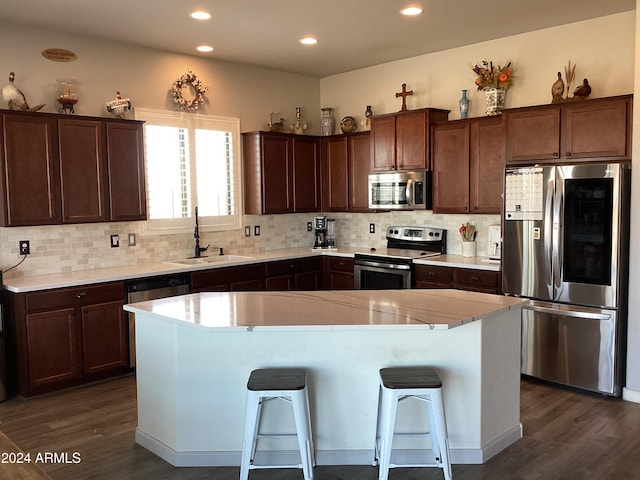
[354,226,447,289]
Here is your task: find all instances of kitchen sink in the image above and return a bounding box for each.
[163,255,254,267]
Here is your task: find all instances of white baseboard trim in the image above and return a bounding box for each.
[623,386,640,403]
[136,424,523,468]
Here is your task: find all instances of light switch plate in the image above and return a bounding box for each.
[244,226,251,237]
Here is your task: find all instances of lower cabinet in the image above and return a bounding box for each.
[191,264,266,292]
[324,256,354,289]
[6,281,128,397]
[415,264,500,294]
[265,257,322,291]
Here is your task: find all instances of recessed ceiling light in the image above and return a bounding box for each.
[401,5,423,16]
[299,37,318,45]
[196,45,214,53]
[190,10,212,20]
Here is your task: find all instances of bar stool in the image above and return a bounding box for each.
[373,366,452,480]
[240,368,315,480]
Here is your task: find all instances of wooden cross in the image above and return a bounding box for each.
[395,83,413,111]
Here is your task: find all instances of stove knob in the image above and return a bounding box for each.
[428,232,434,237]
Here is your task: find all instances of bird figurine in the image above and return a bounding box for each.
[2,72,45,111]
[551,72,564,103]
[573,78,592,99]
[106,91,132,119]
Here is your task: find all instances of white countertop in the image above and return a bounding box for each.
[124,289,524,331]
[2,247,499,293]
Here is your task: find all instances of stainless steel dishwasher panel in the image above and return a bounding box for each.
[127,274,190,367]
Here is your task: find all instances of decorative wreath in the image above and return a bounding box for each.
[172,69,208,112]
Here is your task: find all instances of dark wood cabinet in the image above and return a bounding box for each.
[265,257,322,291]
[0,112,60,226]
[6,281,128,396]
[505,95,632,164]
[105,121,147,221]
[415,264,500,294]
[432,116,504,214]
[323,256,354,289]
[0,110,146,226]
[321,131,371,212]
[191,264,266,292]
[370,108,449,171]
[243,131,320,214]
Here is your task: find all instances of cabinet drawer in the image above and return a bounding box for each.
[25,282,125,312]
[326,256,354,273]
[266,257,320,276]
[453,268,499,288]
[414,265,453,285]
[191,264,265,290]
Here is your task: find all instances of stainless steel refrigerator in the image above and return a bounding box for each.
[502,162,630,396]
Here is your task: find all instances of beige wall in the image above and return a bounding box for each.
[321,12,635,124]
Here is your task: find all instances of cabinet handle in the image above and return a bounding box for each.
[470,276,480,281]
[553,152,559,157]
[76,292,87,299]
[428,272,437,276]
[565,152,572,157]
[290,263,296,268]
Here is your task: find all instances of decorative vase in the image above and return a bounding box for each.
[483,87,506,116]
[459,89,469,119]
[320,107,334,136]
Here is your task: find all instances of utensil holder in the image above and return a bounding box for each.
[462,241,477,258]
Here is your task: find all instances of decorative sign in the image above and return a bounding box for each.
[42,48,77,62]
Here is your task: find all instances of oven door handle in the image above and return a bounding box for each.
[355,260,411,271]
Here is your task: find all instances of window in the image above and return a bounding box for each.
[135,108,242,233]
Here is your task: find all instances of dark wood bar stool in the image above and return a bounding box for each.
[240,368,315,480]
[373,366,452,480]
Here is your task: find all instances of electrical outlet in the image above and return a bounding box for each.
[307,221,312,232]
[128,233,136,246]
[19,240,30,255]
[110,234,120,248]
[244,226,251,237]
[369,223,375,234]
[254,225,261,236]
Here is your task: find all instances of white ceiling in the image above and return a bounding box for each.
[0,0,635,78]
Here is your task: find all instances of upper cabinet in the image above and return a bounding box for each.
[432,116,505,214]
[243,131,321,214]
[321,131,371,212]
[505,95,632,164]
[0,110,146,227]
[370,108,449,171]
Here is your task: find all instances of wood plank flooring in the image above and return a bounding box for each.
[1,374,640,480]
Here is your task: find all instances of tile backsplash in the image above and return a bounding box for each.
[1,212,499,278]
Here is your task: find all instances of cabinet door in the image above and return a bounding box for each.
[324,257,354,289]
[321,136,349,211]
[432,122,470,213]
[396,110,427,170]
[469,117,505,214]
[292,136,320,212]
[26,308,81,388]
[58,118,107,223]
[349,132,372,211]
[505,107,561,163]
[0,113,61,226]
[262,134,293,213]
[105,121,147,221]
[453,268,500,294]
[563,97,631,161]
[81,300,128,375]
[370,116,396,171]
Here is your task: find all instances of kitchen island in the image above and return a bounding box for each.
[124,289,526,467]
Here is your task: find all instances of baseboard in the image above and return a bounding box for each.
[136,425,522,468]
[623,386,640,403]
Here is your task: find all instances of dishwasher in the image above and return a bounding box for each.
[127,273,190,367]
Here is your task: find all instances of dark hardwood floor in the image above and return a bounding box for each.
[1,374,640,480]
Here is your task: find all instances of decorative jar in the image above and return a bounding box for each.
[56,79,78,114]
[461,241,477,258]
[320,107,334,136]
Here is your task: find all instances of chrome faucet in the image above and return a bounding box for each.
[193,206,210,258]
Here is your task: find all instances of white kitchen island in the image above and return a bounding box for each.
[124,289,527,467]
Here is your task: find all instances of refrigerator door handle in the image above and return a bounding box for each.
[524,304,612,321]
[552,167,565,298]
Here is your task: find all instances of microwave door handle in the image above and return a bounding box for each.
[406,178,414,208]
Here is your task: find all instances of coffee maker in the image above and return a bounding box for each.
[313,216,327,248]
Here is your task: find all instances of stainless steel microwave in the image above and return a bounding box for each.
[368,170,432,210]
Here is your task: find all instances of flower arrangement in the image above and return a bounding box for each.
[172,69,208,112]
[473,60,513,91]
